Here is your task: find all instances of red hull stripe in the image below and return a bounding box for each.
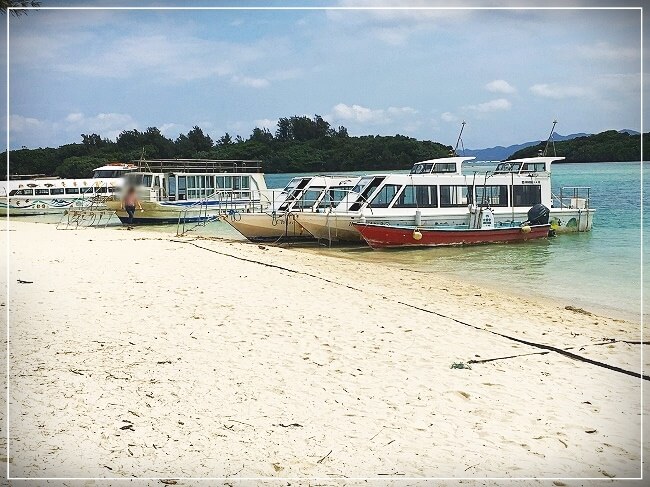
[352,223,551,248]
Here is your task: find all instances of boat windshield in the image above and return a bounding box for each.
[318,186,354,209]
[281,178,303,194]
[495,162,522,173]
[410,162,457,174]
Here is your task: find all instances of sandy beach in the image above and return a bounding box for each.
[1,220,647,483]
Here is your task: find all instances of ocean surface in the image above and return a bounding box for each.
[17,162,647,321]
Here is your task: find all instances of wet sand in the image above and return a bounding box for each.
[1,220,647,482]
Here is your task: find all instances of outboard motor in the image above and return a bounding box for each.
[527,204,550,226]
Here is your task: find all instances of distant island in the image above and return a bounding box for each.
[508,130,647,162]
[5,115,647,178]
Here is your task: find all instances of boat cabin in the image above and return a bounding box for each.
[494,156,562,175]
[334,156,563,214]
[409,156,474,176]
[2,162,138,198]
[122,159,268,203]
[275,176,359,212]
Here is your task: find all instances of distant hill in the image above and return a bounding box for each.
[507,130,647,162]
[462,132,590,161]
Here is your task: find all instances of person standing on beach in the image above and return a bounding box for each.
[121,186,143,226]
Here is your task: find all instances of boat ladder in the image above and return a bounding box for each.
[56,196,117,230]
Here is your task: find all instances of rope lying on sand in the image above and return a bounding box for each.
[172,238,649,382]
[397,301,649,381]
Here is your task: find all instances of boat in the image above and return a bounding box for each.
[295,121,594,243]
[104,159,268,224]
[353,205,552,249]
[0,162,138,216]
[223,175,360,241]
[295,154,594,243]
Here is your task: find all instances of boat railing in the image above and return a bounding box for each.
[552,186,591,210]
[135,159,263,174]
[175,188,266,236]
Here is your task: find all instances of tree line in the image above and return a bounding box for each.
[508,130,648,162]
[5,115,453,178]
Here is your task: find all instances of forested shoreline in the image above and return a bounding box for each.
[508,130,648,162]
[5,116,647,178]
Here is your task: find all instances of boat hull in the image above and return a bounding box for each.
[106,199,260,225]
[296,208,593,242]
[223,212,314,241]
[353,223,552,249]
[0,197,103,216]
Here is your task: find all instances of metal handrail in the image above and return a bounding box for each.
[134,159,263,174]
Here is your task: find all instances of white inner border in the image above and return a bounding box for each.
[4,4,645,482]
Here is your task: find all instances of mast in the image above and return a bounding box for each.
[454,120,466,156]
[542,120,557,157]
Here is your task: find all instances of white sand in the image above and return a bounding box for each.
[0,220,647,482]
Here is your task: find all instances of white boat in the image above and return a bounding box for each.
[223,175,360,241]
[294,155,595,243]
[0,163,138,216]
[105,159,268,224]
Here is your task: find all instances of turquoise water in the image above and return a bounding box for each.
[16,162,647,321]
[263,163,646,321]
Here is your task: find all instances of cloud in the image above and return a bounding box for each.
[463,98,512,112]
[529,83,591,99]
[574,42,640,61]
[10,112,140,147]
[253,118,278,130]
[485,79,516,94]
[329,103,418,125]
[440,112,458,122]
[64,112,138,139]
[330,103,388,124]
[10,115,47,133]
[231,75,270,88]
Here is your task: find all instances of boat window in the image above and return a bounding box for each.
[432,163,456,173]
[319,187,353,208]
[50,188,64,195]
[96,187,107,194]
[495,162,522,173]
[522,163,546,172]
[93,170,122,178]
[9,189,34,196]
[142,175,153,187]
[241,176,250,190]
[511,185,542,206]
[439,185,471,207]
[349,176,386,211]
[233,177,241,190]
[474,185,508,207]
[154,176,160,187]
[205,176,214,190]
[168,176,176,197]
[410,163,434,175]
[80,187,94,194]
[35,189,49,195]
[108,187,118,193]
[294,188,324,209]
[65,188,79,194]
[394,185,438,208]
[370,184,400,208]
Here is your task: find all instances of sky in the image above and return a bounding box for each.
[0,1,644,150]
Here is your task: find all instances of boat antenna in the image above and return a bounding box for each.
[454,120,466,156]
[542,120,557,157]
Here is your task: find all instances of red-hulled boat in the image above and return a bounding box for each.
[352,222,551,249]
